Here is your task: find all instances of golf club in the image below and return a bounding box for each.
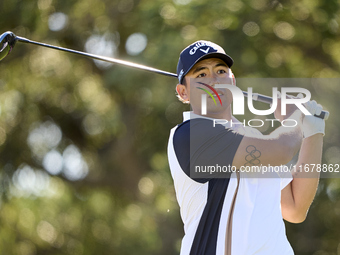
[0,31,176,77]
[0,31,329,120]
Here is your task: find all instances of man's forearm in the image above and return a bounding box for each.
[269,110,304,160]
[289,134,323,220]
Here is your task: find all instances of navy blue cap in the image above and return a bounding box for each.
[176,40,233,84]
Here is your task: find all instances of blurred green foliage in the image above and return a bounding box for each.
[0,0,340,254]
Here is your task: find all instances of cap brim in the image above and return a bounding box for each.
[199,52,233,68]
[181,52,234,83]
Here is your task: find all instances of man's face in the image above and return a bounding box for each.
[178,58,235,117]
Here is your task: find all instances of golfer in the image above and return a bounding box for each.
[167,40,325,255]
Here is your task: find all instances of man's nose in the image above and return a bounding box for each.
[211,73,221,86]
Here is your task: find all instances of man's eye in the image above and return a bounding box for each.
[197,73,206,78]
[217,69,227,74]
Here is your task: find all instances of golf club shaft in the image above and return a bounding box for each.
[15,36,177,78]
[1,32,329,120]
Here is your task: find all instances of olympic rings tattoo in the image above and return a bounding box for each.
[244,145,261,166]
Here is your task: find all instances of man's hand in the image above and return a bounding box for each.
[302,100,325,138]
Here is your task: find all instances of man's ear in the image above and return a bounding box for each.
[176,84,189,103]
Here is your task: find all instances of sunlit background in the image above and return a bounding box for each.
[1,0,340,254]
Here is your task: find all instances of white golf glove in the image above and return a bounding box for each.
[302,100,325,138]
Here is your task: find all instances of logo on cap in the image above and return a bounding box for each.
[178,69,184,84]
[189,42,218,55]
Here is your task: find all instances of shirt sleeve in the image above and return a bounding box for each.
[173,118,244,183]
[278,167,293,190]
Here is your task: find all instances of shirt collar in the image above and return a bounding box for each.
[183,111,213,121]
[183,111,234,128]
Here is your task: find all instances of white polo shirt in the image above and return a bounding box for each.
[167,112,294,255]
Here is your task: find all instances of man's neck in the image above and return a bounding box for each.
[192,109,232,121]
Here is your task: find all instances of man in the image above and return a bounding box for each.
[167,40,325,255]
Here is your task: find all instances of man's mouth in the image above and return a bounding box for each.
[212,92,223,98]
[197,82,223,106]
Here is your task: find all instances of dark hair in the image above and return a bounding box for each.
[182,77,187,86]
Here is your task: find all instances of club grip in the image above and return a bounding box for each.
[247,93,329,120]
[314,111,329,120]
